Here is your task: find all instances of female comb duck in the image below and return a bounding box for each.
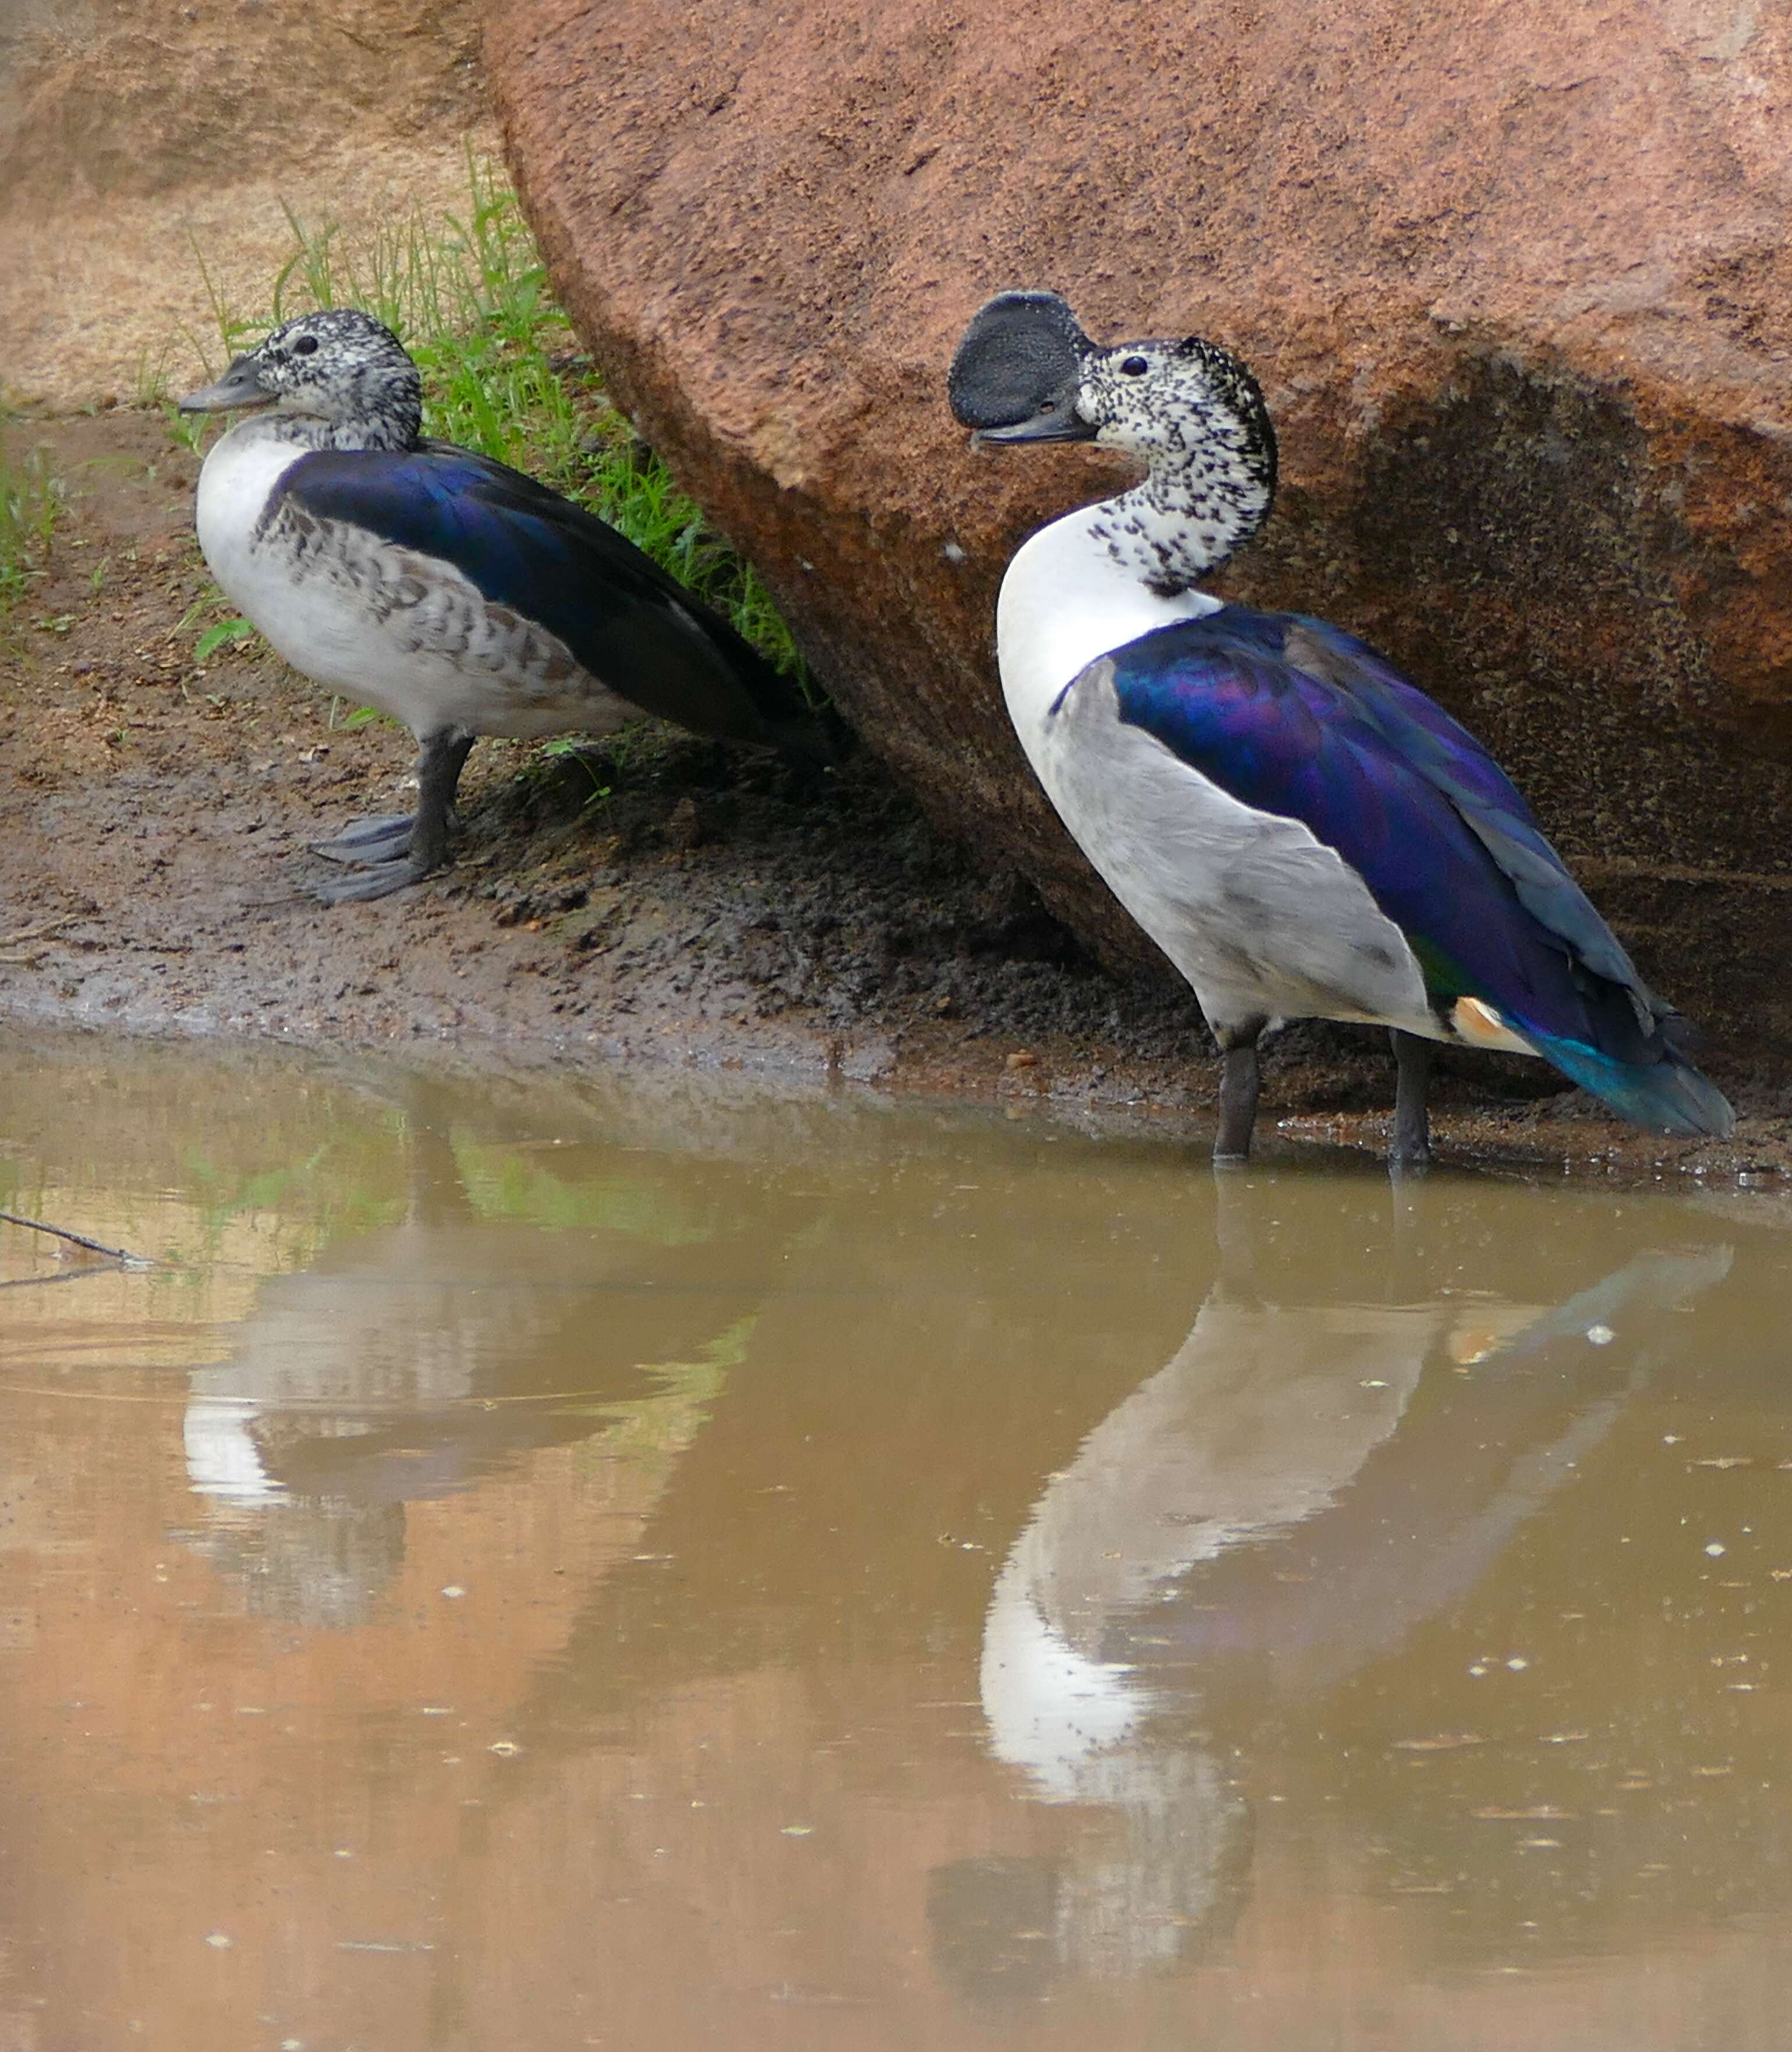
[181,308,830,903]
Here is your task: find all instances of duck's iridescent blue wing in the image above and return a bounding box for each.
[1105,608,1731,1136]
[272,445,824,754]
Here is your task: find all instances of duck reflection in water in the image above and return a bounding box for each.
[175,1087,788,1629]
[947,1173,1731,1990]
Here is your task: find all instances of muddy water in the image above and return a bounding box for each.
[1,1030,1790,2051]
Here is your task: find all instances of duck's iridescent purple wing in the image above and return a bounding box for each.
[272,445,826,757]
[1102,608,1730,1136]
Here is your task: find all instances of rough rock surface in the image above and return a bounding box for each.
[485,0,1792,1058]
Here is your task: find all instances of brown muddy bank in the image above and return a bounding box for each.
[1,0,493,407]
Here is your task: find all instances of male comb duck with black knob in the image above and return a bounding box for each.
[949,291,1731,1166]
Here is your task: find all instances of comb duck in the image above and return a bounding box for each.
[948,290,1733,1167]
[180,309,828,902]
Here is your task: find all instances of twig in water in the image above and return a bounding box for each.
[0,1210,153,1268]
[0,1268,125,1292]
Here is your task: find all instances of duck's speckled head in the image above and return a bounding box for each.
[950,289,1278,589]
[178,308,423,451]
[950,289,1275,495]
[1076,335,1276,493]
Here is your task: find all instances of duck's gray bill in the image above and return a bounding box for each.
[178,356,273,413]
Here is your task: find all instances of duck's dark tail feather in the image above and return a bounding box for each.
[770,699,853,770]
[1529,1027,1736,1140]
[697,612,847,768]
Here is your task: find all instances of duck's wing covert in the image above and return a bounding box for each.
[1102,607,1665,1059]
[275,444,809,746]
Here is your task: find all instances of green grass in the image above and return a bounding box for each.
[0,438,64,615]
[172,149,809,690]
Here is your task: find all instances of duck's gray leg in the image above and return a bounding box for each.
[1213,1019,1266,1165]
[406,730,476,875]
[1389,1029,1435,1173]
[311,731,476,904]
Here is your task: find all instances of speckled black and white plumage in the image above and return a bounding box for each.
[180,309,828,902]
[949,289,1731,1163]
[950,293,1277,600]
[196,308,426,452]
[1074,336,1277,598]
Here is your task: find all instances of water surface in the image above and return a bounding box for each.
[2,1029,1789,2050]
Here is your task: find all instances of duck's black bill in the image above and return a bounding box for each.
[972,407,1098,446]
[948,289,1095,443]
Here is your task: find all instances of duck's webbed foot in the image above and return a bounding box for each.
[311,853,431,904]
[306,730,473,906]
[1212,1019,1266,1165]
[1389,1028,1435,1175]
[310,814,416,865]
[309,814,424,903]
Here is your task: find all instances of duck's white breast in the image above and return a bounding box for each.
[994,513,1435,1039]
[193,424,633,742]
[994,511,1221,738]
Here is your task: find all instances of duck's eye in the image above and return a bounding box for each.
[293,335,319,357]
[1119,355,1149,377]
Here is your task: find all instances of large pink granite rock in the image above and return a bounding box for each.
[485,0,1792,1050]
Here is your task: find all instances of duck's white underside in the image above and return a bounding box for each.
[997,513,1527,1051]
[196,424,636,742]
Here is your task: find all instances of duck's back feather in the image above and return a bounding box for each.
[1104,608,1731,1137]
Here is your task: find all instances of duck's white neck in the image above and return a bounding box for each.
[997,473,1259,730]
[994,423,1273,725]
